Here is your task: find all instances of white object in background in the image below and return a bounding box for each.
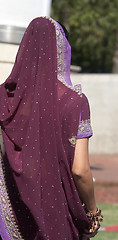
[0,0,52,27]
[93,177,96,182]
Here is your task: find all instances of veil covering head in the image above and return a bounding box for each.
[0,17,90,239]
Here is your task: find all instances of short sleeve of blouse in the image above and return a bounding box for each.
[76,94,93,139]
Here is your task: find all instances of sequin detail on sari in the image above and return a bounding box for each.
[0,129,23,240]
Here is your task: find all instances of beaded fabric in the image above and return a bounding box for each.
[0,17,92,239]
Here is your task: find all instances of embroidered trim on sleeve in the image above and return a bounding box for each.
[77,119,93,138]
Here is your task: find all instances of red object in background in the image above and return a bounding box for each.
[100,225,118,232]
[105,225,118,231]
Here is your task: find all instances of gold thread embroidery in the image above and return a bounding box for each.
[0,179,3,186]
[77,119,93,136]
[46,17,82,96]
[0,150,24,239]
[68,136,76,147]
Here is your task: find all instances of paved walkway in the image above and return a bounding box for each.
[89,155,118,204]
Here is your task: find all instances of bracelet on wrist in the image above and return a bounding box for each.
[84,206,103,225]
[83,207,103,233]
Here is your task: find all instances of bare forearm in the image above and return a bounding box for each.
[73,168,97,213]
[72,138,97,213]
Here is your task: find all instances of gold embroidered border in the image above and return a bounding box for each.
[55,21,82,96]
[45,16,82,96]
[0,151,23,240]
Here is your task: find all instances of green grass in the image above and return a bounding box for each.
[94,203,118,240]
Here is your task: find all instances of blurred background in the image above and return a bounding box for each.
[0,1,118,239]
[52,0,118,74]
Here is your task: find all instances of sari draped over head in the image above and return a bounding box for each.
[0,17,93,240]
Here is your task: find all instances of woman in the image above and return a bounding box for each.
[0,17,102,240]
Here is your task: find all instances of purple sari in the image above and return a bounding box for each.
[0,17,92,240]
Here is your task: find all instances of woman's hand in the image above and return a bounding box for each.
[82,207,103,239]
[82,220,100,239]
